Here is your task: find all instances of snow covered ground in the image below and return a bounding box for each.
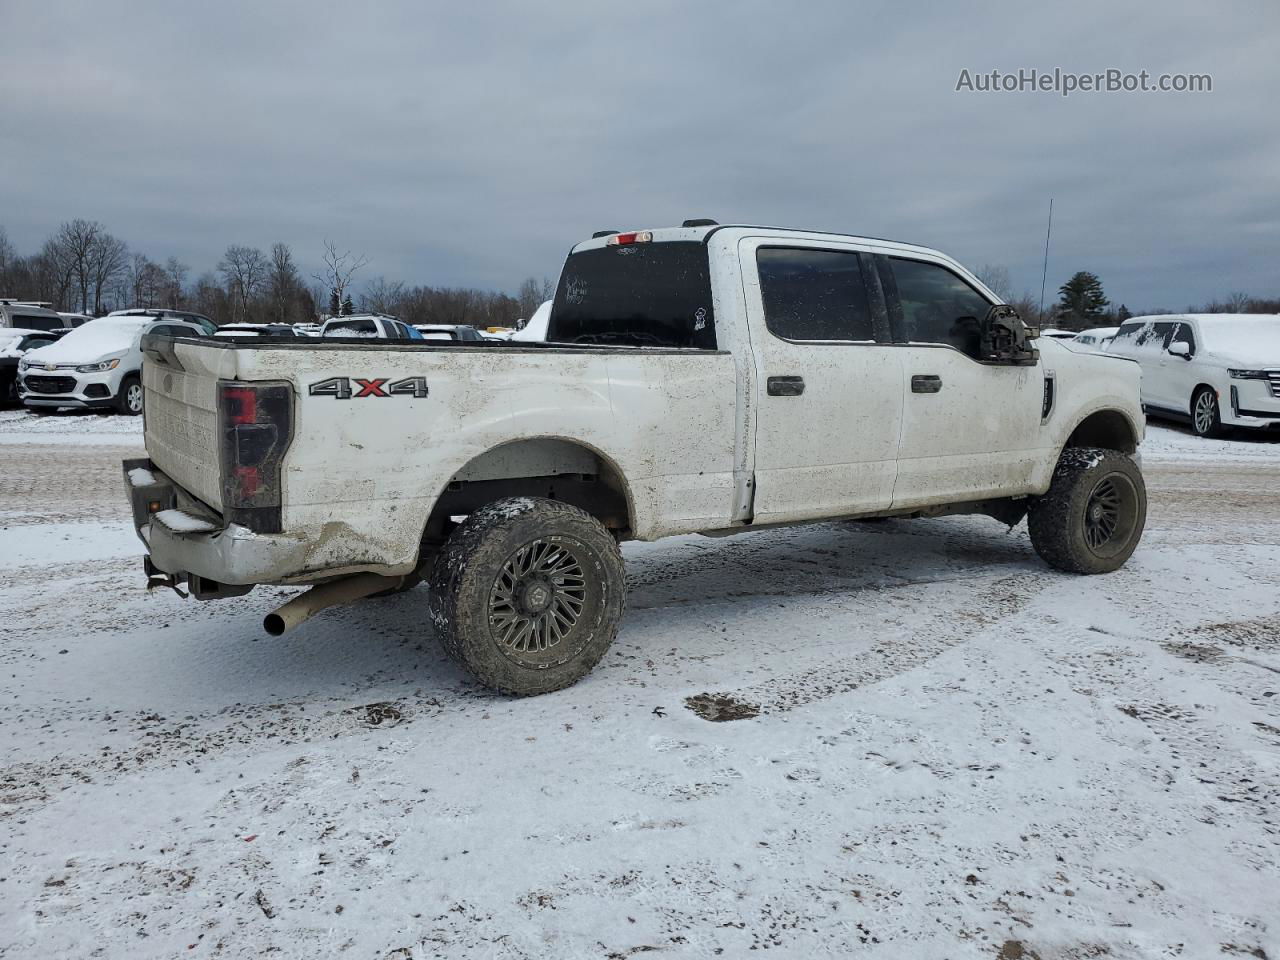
[1,411,1278,959]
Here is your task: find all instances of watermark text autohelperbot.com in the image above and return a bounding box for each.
[955,68,1212,97]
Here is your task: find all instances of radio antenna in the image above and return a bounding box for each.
[1038,197,1054,319]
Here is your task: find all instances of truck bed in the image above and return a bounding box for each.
[139,336,742,583]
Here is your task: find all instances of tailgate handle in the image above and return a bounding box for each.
[767,376,805,397]
[911,374,942,394]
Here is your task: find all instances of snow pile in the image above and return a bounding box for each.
[127,467,157,487]
[153,509,220,534]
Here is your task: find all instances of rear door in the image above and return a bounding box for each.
[739,237,904,523]
[881,254,1044,507]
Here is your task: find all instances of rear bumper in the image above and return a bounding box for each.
[123,457,309,592]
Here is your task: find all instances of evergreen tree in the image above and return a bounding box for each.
[341,294,354,316]
[1056,272,1110,328]
[328,289,340,316]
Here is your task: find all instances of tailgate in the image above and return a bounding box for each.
[142,339,233,511]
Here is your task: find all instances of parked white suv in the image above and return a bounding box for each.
[1106,313,1280,437]
[19,314,210,414]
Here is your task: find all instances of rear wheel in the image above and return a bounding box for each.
[116,375,143,416]
[1028,447,1146,574]
[1191,386,1223,438]
[428,498,625,695]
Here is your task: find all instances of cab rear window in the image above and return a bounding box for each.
[548,241,716,349]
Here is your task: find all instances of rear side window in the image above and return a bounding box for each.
[889,258,992,358]
[549,241,716,349]
[325,319,379,337]
[756,247,874,342]
[13,314,59,332]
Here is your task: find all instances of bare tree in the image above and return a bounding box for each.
[976,263,1013,302]
[218,245,270,322]
[164,257,189,308]
[48,219,103,312]
[516,276,555,318]
[129,253,167,309]
[89,232,129,314]
[40,235,78,310]
[1226,291,1250,313]
[0,226,14,290]
[361,275,404,314]
[312,240,368,314]
[267,242,301,323]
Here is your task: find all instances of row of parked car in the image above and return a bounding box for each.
[5,297,1275,437]
[0,298,509,415]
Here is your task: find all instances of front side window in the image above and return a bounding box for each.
[1170,321,1195,353]
[756,247,874,342]
[890,258,993,359]
[549,241,716,349]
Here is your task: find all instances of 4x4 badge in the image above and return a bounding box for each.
[308,376,428,399]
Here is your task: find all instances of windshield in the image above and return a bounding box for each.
[61,317,146,341]
[549,241,716,348]
[1200,319,1280,358]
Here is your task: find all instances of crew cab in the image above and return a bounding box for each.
[123,222,1147,695]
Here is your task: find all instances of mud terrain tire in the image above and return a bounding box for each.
[1028,447,1146,575]
[428,497,625,695]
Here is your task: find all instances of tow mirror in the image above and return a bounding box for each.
[1167,341,1191,359]
[979,304,1038,366]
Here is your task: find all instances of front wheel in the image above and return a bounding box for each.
[428,498,625,695]
[1191,386,1223,438]
[1028,447,1147,574]
[116,375,144,416]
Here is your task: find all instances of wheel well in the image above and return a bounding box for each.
[1191,383,1217,410]
[420,438,633,549]
[1065,409,1139,454]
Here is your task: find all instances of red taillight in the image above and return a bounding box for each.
[223,386,258,425]
[607,230,653,246]
[217,381,293,533]
[233,465,261,498]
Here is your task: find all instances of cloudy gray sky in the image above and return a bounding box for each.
[2,0,1277,310]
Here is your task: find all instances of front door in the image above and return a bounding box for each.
[879,254,1045,508]
[739,238,905,524]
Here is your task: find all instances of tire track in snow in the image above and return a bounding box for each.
[685,573,1049,720]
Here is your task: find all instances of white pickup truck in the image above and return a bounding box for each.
[124,222,1147,695]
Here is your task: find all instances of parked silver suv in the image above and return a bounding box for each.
[0,299,66,333]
